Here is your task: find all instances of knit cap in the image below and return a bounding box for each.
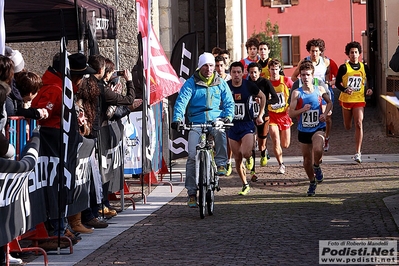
[197,52,215,69]
[5,46,25,73]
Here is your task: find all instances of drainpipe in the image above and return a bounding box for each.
[240,0,247,58]
[350,0,354,42]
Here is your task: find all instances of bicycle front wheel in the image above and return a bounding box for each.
[206,189,214,215]
[198,151,207,219]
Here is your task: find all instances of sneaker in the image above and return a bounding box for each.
[216,165,227,176]
[245,156,254,171]
[250,171,258,182]
[84,217,108,228]
[187,195,198,208]
[324,137,330,152]
[277,163,286,174]
[314,165,324,183]
[8,254,23,265]
[353,153,362,163]
[307,182,317,196]
[266,149,270,160]
[260,155,268,167]
[226,163,232,176]
[238,184,250,195]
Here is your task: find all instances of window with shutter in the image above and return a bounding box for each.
[262,0,272,7]
[292,36,300,66]
[262,0,299,8]
[278,35,300,67]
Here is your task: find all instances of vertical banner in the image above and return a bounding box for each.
[60,37,81,210]
[123,105,159,175]
[169,32,199,159]
[99,120,124,194]
[136,0,182,105]
[66,137,95,216]
[137,32,152,175]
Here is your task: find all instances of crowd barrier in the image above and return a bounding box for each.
[7,116,37,160]
[3,113,169,265]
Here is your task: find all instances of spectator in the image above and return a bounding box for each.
[0,55,15,159]
[6,71,48,119]
[31,52,97,248]
[389,44,399,72]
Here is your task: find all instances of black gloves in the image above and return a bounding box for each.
[171,121,182,131]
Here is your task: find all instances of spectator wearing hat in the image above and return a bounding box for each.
[4,46,48,120]
[171,52,235,208]
[31,53,97,249]
[32,53,96,129]
[5,46,25,74]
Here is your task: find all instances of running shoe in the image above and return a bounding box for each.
[324,137,330,152]
[7,254,23,265]
[187,195,198,208]
[277,163,286,174]
[314,165,324,183]
[260,155,268,167]
[216,165,227,176]
[250,171,258,182]
[226,163,232,176]
[353,153,362,163]
[245,156,254,171]
[239,184,250,195]
[307,182,317,196]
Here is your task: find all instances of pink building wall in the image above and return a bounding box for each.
[246,1,366,77]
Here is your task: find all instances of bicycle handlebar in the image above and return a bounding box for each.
[178,122,234,131]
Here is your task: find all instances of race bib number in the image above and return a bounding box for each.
[248,97,260,118]
[302,109,319,127]
[271,92,286,110]
[234,103,246,120]
[347,76,362,91]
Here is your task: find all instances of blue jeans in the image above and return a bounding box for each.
[185,127,227,196]
[49,218,65,236]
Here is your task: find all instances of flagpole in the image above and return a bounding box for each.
[145,0,151,190]
[146,0,151,107]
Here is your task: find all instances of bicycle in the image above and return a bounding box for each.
[178,121,232,219]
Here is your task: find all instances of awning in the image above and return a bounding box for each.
[4,0,117,43]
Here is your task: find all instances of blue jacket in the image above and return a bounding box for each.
[173,71,234,124]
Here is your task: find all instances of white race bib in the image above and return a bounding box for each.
[302,109,319,127]
[248,97,260,118]
[234,103,246,120]
[271,92,286,110]
[348,76,362,91]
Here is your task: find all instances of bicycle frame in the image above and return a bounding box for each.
[180,122,232,219]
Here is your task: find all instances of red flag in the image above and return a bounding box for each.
[136,0,182,105]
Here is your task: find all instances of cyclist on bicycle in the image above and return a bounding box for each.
[171,52,235,208]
